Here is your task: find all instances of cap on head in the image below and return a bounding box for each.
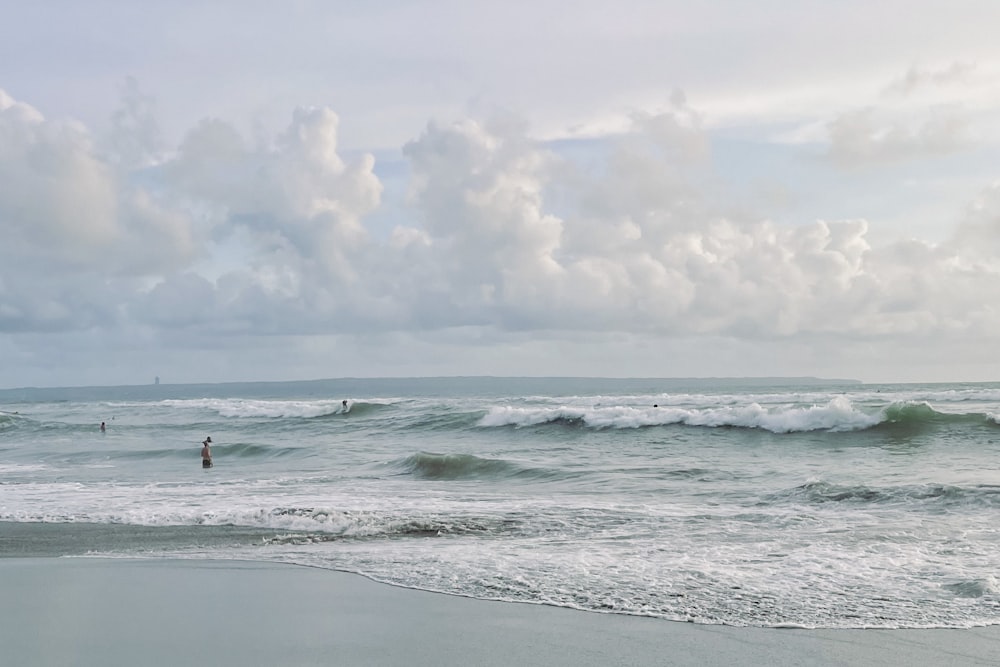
[206,437,212,442]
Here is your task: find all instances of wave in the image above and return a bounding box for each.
[942,577,1000,598]
[312,401,386,419]
[0,414,93,434]
[160,397,359,419]
[385,452,567,482]
[770,481,1000,508]
[478,399,998,434]
[260,512,519,543]
[0,463,47,474]
[211,443,304,458]
[0,507,525,541]
[394,411,487,433]
[884,387,1000,403]
[44,442,307,463]
[478,399,876,432]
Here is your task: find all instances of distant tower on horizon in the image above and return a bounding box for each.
[154,376,160,385]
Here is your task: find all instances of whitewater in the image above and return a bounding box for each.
[2,376,1000,629]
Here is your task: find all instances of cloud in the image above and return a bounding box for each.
[401,117,563,319]
[164,106,381,278]
[0,89,118,259]
[883,63,976,97]
[771,63,991,164]
[949,182,1000,259]
[826,107,970,166]
[5,81,1000,386]
[106,76,162,168]
[0,87,198,334]
[390,110,1000,342]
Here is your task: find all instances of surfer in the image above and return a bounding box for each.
[201,437,213,468]
[100,421,106,433]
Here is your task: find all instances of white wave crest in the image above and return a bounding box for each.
[161,398,348,418]
[0,463,48,473]
[479,396,879,433]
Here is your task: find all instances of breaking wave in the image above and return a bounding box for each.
[479,398,997,434]
[161,398,360,419]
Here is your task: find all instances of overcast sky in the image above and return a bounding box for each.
[3,1,1000,388]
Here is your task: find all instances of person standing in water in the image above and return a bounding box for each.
[201,437,213,468]
[100,422,106,433]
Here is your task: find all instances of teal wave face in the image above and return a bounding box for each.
[881,401,946,423]
[873,401,998,438]
[210,443,305,458]
[387,452,568,482]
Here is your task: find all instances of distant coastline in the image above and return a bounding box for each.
[0,375,862,396]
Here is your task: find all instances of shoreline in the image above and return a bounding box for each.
[4,557,1000,666]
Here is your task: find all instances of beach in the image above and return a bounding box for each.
[4,557,1000,667]
[5,379,1000,663]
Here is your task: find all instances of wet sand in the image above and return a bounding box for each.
[3,558,999,666]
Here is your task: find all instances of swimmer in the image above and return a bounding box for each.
[201,437,213,468]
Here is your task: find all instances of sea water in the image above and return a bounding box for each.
[2,377,1000,629]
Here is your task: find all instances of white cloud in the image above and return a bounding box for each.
[883,63,977,97]
[165,106,381,281]
[827,107,970,166]
[0,88,198,335]
[5,80,1000,377]
[0,91,118,260]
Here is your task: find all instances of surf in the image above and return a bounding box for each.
[385,451,569,482]
[478,398,999,435]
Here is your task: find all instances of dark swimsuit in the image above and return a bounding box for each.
[202,459,212,468]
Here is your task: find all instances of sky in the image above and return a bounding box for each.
[3,1,1000,387]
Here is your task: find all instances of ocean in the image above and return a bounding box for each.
[2,376,1000,629]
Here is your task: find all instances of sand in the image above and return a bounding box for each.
[2,558,999,666]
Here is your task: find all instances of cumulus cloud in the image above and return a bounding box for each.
[5,82,1000,383]
[401,117,564,322]
[0,89,118,259]
[0,88,198,334]
[390,109,1000,341]
[164,106,381,277]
